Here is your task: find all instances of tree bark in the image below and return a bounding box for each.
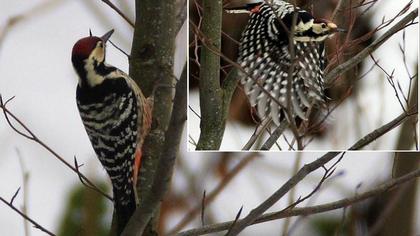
[127,0,176,235]
[196,0,224,150]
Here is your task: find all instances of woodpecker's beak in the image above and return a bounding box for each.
[336,28,347,33]
[327,22,347,33]
[101,29,114,43]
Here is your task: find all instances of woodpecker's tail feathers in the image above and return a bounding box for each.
[114,188,136,235]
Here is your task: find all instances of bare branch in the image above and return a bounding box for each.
[260,120,288,150]
[349,105,417,150]
[0,95,112,201]
[108,39,131,59]
[225,206,244,235]
[201,191,206,226]
[331,0,346,20]
[168,154,257,234]
[16,149,30,236]
[225,152,341,235]
[100,0,134,27]
[0,195,55,236]
[242,118,272,150]
[325,8,418,86]
[177,167,420,236]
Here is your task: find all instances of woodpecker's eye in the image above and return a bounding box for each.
[98,42,103,48]
[321,23,326,28]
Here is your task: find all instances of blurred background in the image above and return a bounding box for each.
[188,0,419,151]
[164,153,420,236]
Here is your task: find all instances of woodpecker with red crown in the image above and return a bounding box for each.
[71,29,152,234]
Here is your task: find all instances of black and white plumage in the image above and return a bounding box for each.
[233,0,340,126]
[72,30,152,234]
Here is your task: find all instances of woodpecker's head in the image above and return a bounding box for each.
[71,29,114,87]
[72,29,114,65]
[229,2,345,44]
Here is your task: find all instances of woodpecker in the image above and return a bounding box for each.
[71,29,152,234]
[229,0,342,127]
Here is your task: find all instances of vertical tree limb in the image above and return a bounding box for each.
[127,0,176,235]
[196,0,224,150]
[123,64,186,236]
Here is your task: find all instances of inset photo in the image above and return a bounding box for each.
[188,0,419,151]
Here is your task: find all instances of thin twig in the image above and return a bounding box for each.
[225,206,243,235]
[201,191,206,226]
[331,0,346,20]
[325,8,418,86]
[100,0,134,27]
[349,105,417,150]
[281,152,302,235]
[225,152,341,235]
[284,3,303,150]
[109,39,130,59]
[0,95,112,201]
[369,54,407,113]
[260,120,289,150]
[242,118,272,150]
[16,148,30,236]
[10,188,21,205]
[0,195,55,236]
[167,154,258,235]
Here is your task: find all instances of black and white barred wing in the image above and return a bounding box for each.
[239,44,293,126]
[237,2,326,126]
[295,42,326,109]
[77,86,138,207]
[239,42,326,126]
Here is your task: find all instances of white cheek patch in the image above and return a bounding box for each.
[90,47,104,62]
[82,45,109,87]
[84,57,105,87]
[312,24,323,34]
[295,19,313,33]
